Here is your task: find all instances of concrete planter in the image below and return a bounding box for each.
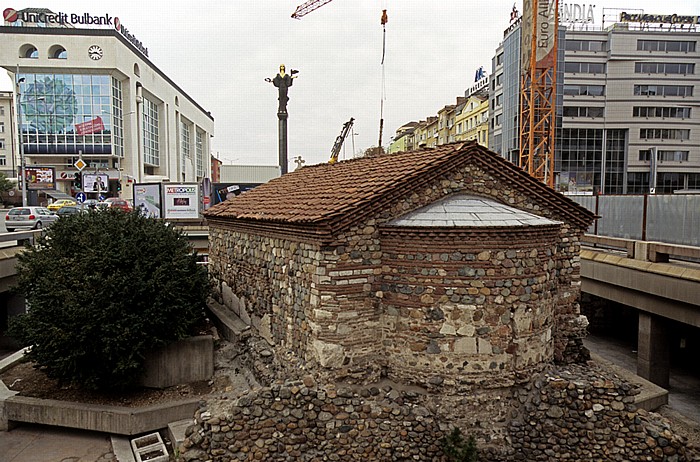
[0,336,213,434]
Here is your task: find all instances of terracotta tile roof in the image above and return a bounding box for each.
[204,142,595,231]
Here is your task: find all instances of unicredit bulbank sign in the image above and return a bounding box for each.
[3,7,148,57]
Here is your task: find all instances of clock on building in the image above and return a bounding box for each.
[88,45,103,60]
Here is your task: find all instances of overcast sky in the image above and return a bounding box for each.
[3,1,698,168]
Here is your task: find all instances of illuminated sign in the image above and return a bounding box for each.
[619,12,700,25]
[3,7,148,56]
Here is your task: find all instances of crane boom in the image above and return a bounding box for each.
[329,118,354,164]
[291,0,336,19]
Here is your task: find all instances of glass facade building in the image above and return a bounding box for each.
[18,73,122,157]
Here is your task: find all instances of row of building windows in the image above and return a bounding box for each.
[564,62,606,74]
[627,172,700,194]
[633,85,693,97]
[563,106,604,118]
[564,85,694,98]
[632,106,691,118]
[639,128,690,140]
[564,39,696,54]
[634,62,695,75]
[638,150,689,162]
[19,44,67,59]
[563,106,690,119]
[563,84,605,96]
[637,40,697,53]
[565,40,607,52]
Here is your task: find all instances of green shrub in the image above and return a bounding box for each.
[9,209,210,390]
[440,427,478,462]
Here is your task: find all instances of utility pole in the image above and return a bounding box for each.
[15,69,27,207]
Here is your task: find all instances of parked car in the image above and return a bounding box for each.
[102,198,132,212]
[56,205,83,217]
[81,199,101,210]
[5,206,58,232]
[47,199,77,211]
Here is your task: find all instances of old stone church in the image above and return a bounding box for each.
[204,141,595,390]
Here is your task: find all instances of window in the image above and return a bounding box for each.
[196,130,204,178]
[634,85,693,97]
[0,106,4,116]
[563,106,604,118]
[180,120,191,175]
[564,62,605,74]
[565,40,607,52]
[0,122,4,133]
[563,84,605,96]
[495,114,502,126]
[639,150,689,162]
[496,53,503,66]
[49,45,67,59]
[639,128,690,140]
[627,172,649,194]
[634,62,694,74]
[495,94,503,107]
[20,44,38,59]
[637,40,696,53]
[0,156,5,166]
[17,73,113,155]
[496,74,503,87]
[0,139,5,149]
[632,107,691,118]
[142,98,160,166]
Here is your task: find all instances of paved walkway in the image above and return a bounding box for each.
[0,424,116,462]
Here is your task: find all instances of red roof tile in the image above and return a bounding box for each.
[204,142,595,231]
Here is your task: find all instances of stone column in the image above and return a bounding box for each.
[637,312,670,388]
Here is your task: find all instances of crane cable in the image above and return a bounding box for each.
[378,8,388,150]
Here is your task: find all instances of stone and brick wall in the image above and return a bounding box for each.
[177,362,699,461]
[379,226,560,388]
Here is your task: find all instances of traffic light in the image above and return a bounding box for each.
[117,180,122,192]
[74,172,82,189]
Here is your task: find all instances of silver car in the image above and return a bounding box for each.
[4,206,58,232]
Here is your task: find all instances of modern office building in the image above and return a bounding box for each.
[490,12,700,194]
[0,8,214,203]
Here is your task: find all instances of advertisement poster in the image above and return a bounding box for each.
[133,183,162,218]
[24,166,55,190]
[163,183,200,220]
[83,173,109,193]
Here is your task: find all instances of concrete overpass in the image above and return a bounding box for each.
[580,235,700,388]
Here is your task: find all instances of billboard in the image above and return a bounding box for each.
[521,0,558,74]
[163,183,200,220]
[133,183,162,218]
[24,166,55,190]
[83,173,109,193]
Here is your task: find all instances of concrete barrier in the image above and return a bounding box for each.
[139,335,214,389]
[4,395,200,435]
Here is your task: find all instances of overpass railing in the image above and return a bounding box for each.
[570,194,700,247]
[581,234,700,264]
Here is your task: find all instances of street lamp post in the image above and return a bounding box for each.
[15,74,27,207]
